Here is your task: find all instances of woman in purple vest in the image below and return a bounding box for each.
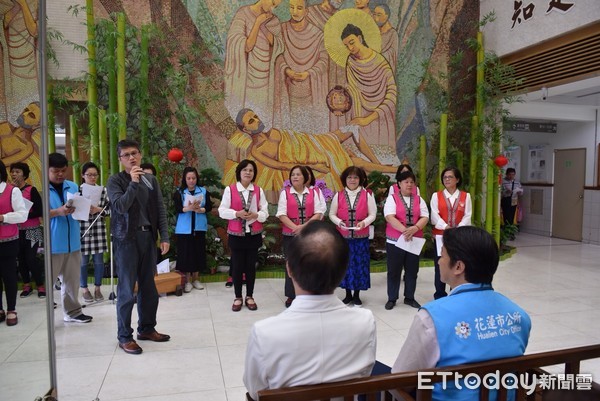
[276,165,326,307]
[0,160,28,326]
[10,162,44,298]
[383,170,429,310]
[218,160,268,312]
[329,166,376,307]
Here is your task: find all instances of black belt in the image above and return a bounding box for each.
[138,225,152,232]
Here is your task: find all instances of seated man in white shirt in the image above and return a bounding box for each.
[243,220,377,400]
[392,226,531,400]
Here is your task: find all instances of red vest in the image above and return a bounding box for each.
[385,191,423,240]
[227,184,264,236]
[432,190,468,236]
[336,189,369,239]
[19,185,40,229]
[0,184,19,241]
[282,187,315,236]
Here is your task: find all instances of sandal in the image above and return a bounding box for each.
[6,311,17,326]
[0,310,5,323]
[232,298,243,312]
[245,297,258,311]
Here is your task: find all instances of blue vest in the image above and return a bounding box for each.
[423,283,531,401]
[49,180,81,254]
[175,186,208,234]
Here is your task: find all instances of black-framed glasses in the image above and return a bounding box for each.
[84,173,99,177]
[119,150,140,159]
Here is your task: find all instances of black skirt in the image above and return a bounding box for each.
[175,232,207,273]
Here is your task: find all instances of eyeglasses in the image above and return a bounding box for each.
[84,173,99,177]
[443,175,456,180]
[119,150,140,159]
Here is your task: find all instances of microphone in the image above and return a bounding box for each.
[140,173,154,190]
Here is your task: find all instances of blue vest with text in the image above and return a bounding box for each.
[423,283,531,401]
[175,186,208,234]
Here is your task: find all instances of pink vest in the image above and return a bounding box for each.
[0,184,19,241]
[385,191,423,241]
[227,184,264,236]
[282,187,315,236]
[19,186,40,229]
[336,189,369,239]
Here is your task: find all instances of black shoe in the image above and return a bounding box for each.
[353,297,363,307]
[64,313,93,323]
[225,277,233,288]
[384,300,396,310]
[20,285,33,298]
[404,298,421,308]
[342,295,353,305]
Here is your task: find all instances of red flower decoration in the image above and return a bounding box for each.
[168,148,184,163]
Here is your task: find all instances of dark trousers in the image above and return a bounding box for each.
[114,231,159,343]
[386,242,419,302]
[228,233,261,299]
[433,255,448,299]
[18,230,43,286]
[501,197,517,225]
[282,235,295,299]
[0,239,19,311]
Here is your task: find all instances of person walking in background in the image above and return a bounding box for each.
[0,160,28,326]
[48,153,93,324]
[501,167,523,228]
[276,165,325,307]
[219,159,268,312]
[107,140,170,355]
[329,166,376,307]
[173,167,212,293]
[383,170,429,310]
[430,167,472,299]
[10,162,45,298]
[79,162,110,303]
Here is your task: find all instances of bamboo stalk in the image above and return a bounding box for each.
[485,161,493,234]
[106,21,118,175]
[140,25,150,158]
[438,113,448,191]
[47,84,56,153]
[456,150,463,177]
[98,108,109,186]
[419,135,427,202]
[86,0,99,164]
[474,31,485,227]
[117,13,126,141]
[469,115,478,197]
[69,115,80,186]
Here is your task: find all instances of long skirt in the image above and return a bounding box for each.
[176,232,207,273]
[340,237,371,291]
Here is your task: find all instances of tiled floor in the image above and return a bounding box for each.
[2,232,600,400]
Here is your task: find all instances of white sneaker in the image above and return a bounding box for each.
[184,282,193,293]
[192,280,204,290]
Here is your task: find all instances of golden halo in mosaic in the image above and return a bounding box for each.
[324,8,382,68]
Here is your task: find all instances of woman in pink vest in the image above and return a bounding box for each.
[0,160,28,326]
[329,166,376,307]
[276,165,326,307]
[218,160,268,312]
[430,167,472,299]
[10,162,44,298]
[388,164,420,197]
[383,170,429,310]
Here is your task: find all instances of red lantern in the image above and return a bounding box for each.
[168,148,184,163]
[494,154,509,168]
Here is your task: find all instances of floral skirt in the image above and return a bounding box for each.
[340,237,371,291]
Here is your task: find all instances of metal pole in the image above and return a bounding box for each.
[38,0,58,395]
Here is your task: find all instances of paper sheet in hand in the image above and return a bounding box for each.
[246,193,258,225]
[435,235,444,257]
[66,193,92,221]
[184,194,203,207]
[395,235,426,255]
[81,183,103,207]
[22,197,33,212]
[156,259,170,274]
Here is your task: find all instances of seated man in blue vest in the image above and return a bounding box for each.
[243,220,376,400]
[392,226,531,400]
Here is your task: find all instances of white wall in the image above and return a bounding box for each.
[480,0,600,57]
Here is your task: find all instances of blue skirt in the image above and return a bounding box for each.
[340,237,371,290]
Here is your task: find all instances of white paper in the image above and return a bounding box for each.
[246,192,258,226]
[22,197,33,212]
[66,193,92,221]
[395,235,426,256]
[435,235,444,257]
[156,259,170,274]
[184,194,203,207]
[81,183,103,207]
